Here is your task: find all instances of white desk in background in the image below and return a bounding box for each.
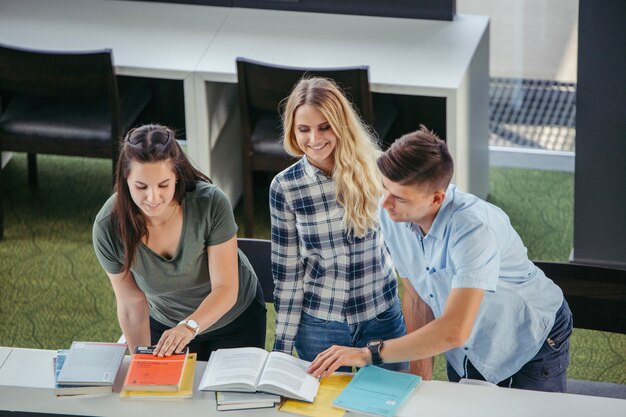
[0,0,228,79]
[0,0,489,204]
[0,0,230,189]
[193,8,490,202]
[0,347,624,417]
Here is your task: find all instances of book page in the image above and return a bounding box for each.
[258,352,319,402]
[199,347,268,390]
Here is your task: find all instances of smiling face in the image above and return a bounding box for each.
[293,104,338,175]
[126,160,177,223]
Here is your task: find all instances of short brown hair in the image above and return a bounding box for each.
[377,125,453,191]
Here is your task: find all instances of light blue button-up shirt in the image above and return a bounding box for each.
[379,184,563,383]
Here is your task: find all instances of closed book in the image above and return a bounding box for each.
[122,346,188,392]
[55,341,126,386]
[333,365,421,417]
[120,353,196,400]
[216,391,281,411]
[53,350,112,396]
[279,373,353,417]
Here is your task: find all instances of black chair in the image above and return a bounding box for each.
[535,261,626,399]
[0,43,151,240]
[238,237,274,303]
[236,57,397,237]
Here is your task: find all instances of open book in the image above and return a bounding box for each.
[199,347,320,402]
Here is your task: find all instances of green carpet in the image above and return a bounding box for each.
[0,154,624,384]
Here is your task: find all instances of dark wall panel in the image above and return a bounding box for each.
[574,0,626,269]
[233,0,455,20]
[120,0,455,20]
[128,0,231,5]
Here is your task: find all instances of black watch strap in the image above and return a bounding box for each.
[367,339,384,366]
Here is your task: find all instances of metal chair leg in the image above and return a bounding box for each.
[243,167,255,238]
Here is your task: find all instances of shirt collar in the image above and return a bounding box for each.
[302,156,331,179]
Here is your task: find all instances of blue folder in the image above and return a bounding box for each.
[333,365,421,417]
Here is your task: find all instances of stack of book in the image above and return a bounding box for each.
[54,341,127,397]
[120,346,195,400]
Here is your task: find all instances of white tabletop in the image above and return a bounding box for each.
[0,348,57,389]
[195,7,489,96]
[0,347,11,370]
[0,347,624,417]
[0,0,230,79]
[407,380,626,417]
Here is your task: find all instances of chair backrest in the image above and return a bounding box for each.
[535,261,626,334]
[536,261,626,399]
[236,56,374,135]
[238,238,274,303]
[0,43,121,137]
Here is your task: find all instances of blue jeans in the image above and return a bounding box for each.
[447,299,573,392]
[294,300,409,372]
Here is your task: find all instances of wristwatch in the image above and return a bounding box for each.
[177,319,199,338]
[367,339,384,366]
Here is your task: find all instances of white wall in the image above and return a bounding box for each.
[458,0,578,82]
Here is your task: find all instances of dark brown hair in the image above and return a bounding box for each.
[377,125,453,191]
[112,124,211,273]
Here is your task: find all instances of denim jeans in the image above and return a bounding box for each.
[294,299,409,372]
[447,299,573,392]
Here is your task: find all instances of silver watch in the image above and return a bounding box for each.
[177,319,199,337]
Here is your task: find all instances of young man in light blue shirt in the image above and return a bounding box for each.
[308,126,573,392]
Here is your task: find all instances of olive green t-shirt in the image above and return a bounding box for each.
[92,182,259,334]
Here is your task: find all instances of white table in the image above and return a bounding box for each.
[0,347,624,417]
[0,0,229,188]
[0,0,489,203]
[0,0,229,77]
[193,8,490,201]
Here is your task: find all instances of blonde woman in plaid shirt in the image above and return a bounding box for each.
[270,77,407,372]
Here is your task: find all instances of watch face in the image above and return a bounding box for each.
[187,319,199,330]
[368,339,382,348]
[367,339,384,365]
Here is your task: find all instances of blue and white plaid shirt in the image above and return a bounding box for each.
[270,156,398,354]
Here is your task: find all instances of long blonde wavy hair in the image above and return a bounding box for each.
[282,77,382,238]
